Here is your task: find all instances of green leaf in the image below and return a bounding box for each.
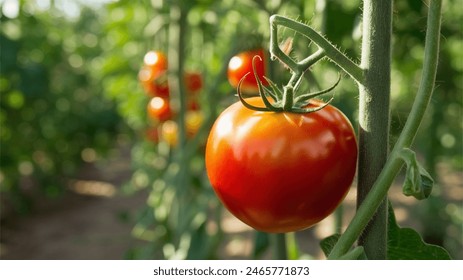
[387,203,451,260]
[399,148,434,200]
[186,221,210,259]
[252,231,270,259]
[320,233,341,257]
[321,234,366,259]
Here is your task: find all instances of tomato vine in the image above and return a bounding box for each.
[244,0,446,260]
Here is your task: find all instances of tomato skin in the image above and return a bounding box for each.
[144,50,168,71]
[187,99,201,111]
[227,49,268,93]
[139,67,170,98]
[147,97,173,122]
[205,97,357,233]
[139,51,169,97]
[139,51,203,97]
[185,72,203,94]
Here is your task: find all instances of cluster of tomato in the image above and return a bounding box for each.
[139,51,204,147]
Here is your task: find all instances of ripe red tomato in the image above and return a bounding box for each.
[185,72,203,94]
[138,67,170,97]
[144,50,168,71]
[227,49,268,93]
[139,51,203,98]
[147,97,173,122]
[139,51,169,97]
[205,97,357,233]
[187,98,200,111]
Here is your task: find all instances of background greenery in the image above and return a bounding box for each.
[0,0,461,259]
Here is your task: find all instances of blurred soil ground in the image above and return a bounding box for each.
[1,144,461,260]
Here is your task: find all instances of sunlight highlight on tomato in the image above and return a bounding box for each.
[147,97,172,122]
[227,49,268,93]
[144,51,167,70]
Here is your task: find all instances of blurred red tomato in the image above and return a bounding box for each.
[147,97,173,122]
[139,67,169,98]
[144,51,168,71]
[139,51,169,97]
[227,48,268,93]
[185,72,203,94]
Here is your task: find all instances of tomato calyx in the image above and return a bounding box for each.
[237,55,341,114]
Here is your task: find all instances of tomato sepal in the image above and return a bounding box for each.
[236,55,341,115]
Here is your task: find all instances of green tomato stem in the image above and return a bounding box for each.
[272,233,288,260]
[328,0,442,260]
[168,5,187,149]
[283,86,294,111]
[269,15,364,84]
[299,48,325,71]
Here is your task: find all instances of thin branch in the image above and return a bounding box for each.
[270,15,364,84]
[299,48,326,70]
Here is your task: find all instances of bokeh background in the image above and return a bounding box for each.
[1,0,461,260]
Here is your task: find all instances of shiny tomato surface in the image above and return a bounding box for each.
[138,67,169,98]
[147,97,172,122]
[139,51,169,97]
[205,97,357,233]
[227,49,268,93]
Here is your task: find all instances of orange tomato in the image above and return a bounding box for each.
[147,97,173,122]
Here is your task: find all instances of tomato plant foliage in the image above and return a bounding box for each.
[3,0,460,260]
[0,5,121,212]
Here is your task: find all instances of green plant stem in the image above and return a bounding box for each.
[168,5,187,150]
[269,15,363,84]
[299,48,325,70]
[355,0,392,260]
[167,4,191,238]
[334,205,343,234]
[272,233,287,259]
[338,246,365,260]
[328,0,442,259]
[286,232,299,260]
[284,51,326,94]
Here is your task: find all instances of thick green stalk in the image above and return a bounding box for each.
[328,0,442,259]
[356,0,392,260]
[168,4,190,235]
[168,5,187,150]
[272,233,288,259]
